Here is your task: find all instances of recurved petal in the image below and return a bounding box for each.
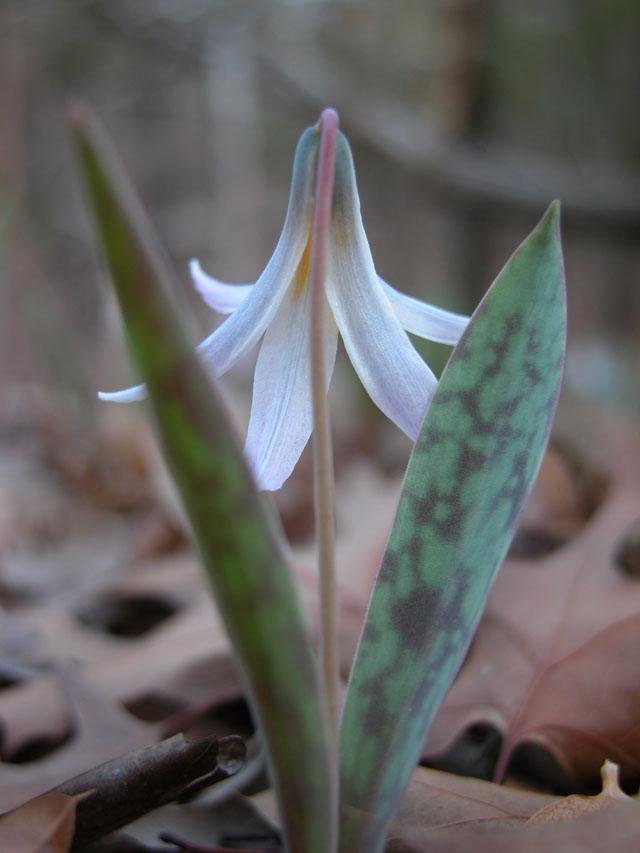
[102,235,306,403]
[98,384,147,402]
[194,128,320,379]
[103,230,308,404]
[380,278,469,344]
[244,285,338,491]
[328,133,437,440]
[100,126,320,404]
[196,239,309,379]
[328,261,437,441]
[190,259,253,314]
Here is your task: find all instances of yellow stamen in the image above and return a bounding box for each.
[292,235,312,297]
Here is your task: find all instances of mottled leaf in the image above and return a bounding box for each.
[71,105,334,853]
[426,408,640,791]
[339,203,566,852]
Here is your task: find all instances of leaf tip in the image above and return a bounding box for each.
[67,102,97,156]
[539,199,561,234]
[67,100,88,130]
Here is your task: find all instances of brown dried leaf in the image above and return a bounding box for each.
[0,555,230,756]
[393,801,640,853]
[0,389,168,605]
[526,759,631,825]
[0,494,371,761]
[387,764,552,847]
[0,668,159,812]
[388,761,640,852]
[0,792,83,853]
[507,442,593,557]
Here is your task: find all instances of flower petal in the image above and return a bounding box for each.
[245,285,338,491]
[100,126,320,404]
[379,278,469,344]
[189,259,253,314]
[327,133,437,440]
[98,384,147,403]
[196,126,319,377]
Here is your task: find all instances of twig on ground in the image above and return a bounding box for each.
[51,733,245,847]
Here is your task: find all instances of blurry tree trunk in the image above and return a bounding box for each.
[204,5,266,281]
[0,3,37,385]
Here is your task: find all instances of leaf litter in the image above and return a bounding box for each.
[385,760,640,852]
[0,792,86,853]
[1,389,640,848]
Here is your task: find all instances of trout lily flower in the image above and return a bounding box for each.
[100,125,469,490]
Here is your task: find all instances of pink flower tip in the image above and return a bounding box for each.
[318,108,339,134]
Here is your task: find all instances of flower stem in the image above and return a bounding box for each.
[309,108,339,760]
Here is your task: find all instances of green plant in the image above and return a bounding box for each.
[72,105,565,853]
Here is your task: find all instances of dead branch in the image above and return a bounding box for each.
[51,733,245,847]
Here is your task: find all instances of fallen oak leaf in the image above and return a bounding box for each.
[392,799,640,853]
[386,764,553,849]
[0,516,366,759]
[526,759,633,825]
[615,517,640,578]
[249,765,553,851]
[0,556,236,758]
[490,801,640,853]
[507,440,596,558]
[385,760,640,852]
[0,792,86,853]
[0,667,160,812]
[0,392,153,605]
[425,407,640,791]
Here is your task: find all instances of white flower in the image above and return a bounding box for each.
[100,126,469,490]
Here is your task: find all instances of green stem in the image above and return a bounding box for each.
[309,108,339,764]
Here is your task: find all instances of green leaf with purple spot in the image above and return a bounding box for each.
[339,203,566,853]
[71,106,335,853]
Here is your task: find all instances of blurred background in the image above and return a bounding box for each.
[0,1,639,818]
[0,0,639,510]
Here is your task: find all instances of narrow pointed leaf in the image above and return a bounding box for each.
[339,203,566,852]
[71,105,334,853]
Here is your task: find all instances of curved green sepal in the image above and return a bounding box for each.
[71,105,334,853]
[339,203,566,852]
